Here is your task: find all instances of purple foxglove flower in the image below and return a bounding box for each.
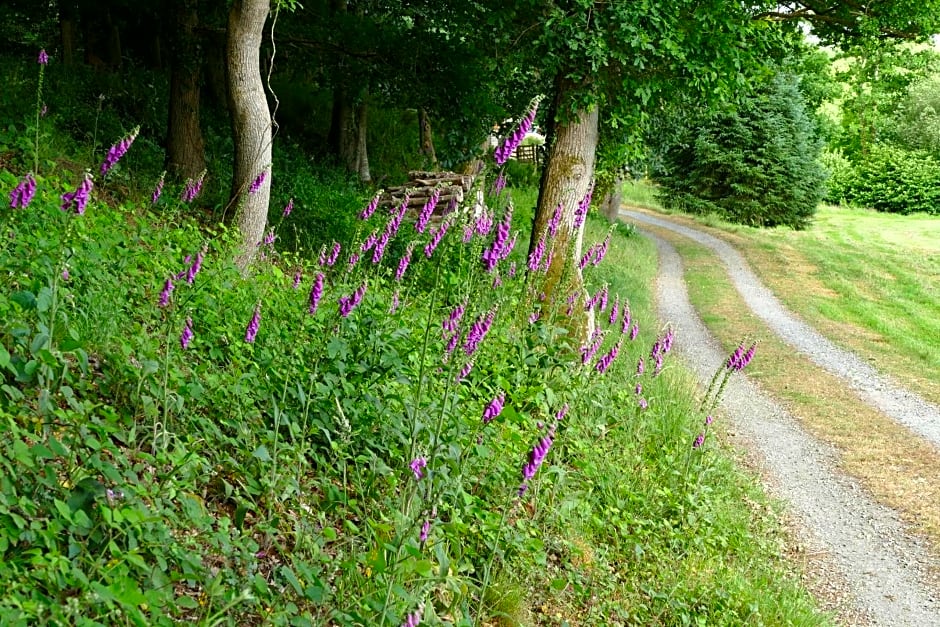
[361,230,378,253]
[249,169,267,194]
[282,198,294,217]
[395,243,416,281]
[547,203,564,238]
[508,262,517,278]
[180,317,194,350]
[9,173,36,209]
[415,188,441,234]
[158,278,174,307]
[579,248,594,271]
[372,232,391,264]
[186,246,206,284]
[60,173,94,214]
[443,301,466,336]
[245,303,261,343]
[481,206,513,272]
[634,382,642,395]
[402,609,422,627]
[409,457,427,480]
[491,172,507,196]
[629,323,639,341]
[151,171,166,204]
[292,270,302,289]
[309,272,324,314]
[594,234,611,266]
[609,297,620,326]
[528,310,540,324]
[636,358,645,376]
[573,182,594,228]
[419,519,431,543]
[474,208,494,237]
[389,290,400,314]
[348,253,360,267]
[38,49,49,65]
[706,415,714,425]
[424,216,452,258]
[462,223,475,243]
[580,334,604,365]
[595,340,621,374]
[338,282,367,317]
[482,392,506,424]
[739,343,757,370]
[494,96,542,166]
[457,360,474,381]
[100,126,140,176]
[598,286,609,312]
[61,267,69,281]
[262,229,276,248]
[527,235,546,273]
[693,433,705,449]
[359,192,381,220]
[519,429,554,496]
[463,309,495,356]
[182,170,206,203]
[492,274,502,289]
[621,305,632,334]
[322,241,341,267]
[638,398,648,410]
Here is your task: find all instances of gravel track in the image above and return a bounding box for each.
[624,212,940,625]
[624,210,940,450]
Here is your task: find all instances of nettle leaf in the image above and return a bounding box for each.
[36,287,53,313]
[10,291,36,311]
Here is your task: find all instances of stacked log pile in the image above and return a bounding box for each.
[378,171,476,214]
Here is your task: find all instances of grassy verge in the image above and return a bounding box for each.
[639,223,940,561]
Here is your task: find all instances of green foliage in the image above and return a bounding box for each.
[827,143,940,214]
[890,75,940,158]
[500,159,540,189]
[657,74,826,229]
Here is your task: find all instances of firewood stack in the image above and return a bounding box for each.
[378,171,476,216]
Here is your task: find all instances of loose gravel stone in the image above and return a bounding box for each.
[626,213,940,626]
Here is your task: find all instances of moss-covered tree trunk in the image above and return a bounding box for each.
[227,0,272,269]
[532,84,599,341]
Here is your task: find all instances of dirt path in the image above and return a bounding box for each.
[622,209,940,625]
[624,210,940,449]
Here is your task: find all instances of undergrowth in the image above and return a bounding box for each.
[0,49,826,626]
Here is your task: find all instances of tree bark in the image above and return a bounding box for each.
[60,1,78,66]
[166,0,206,181]
[419,108,438,168]
[227,0,272,269]
[531,87,599,341]
[354,98,371,183]
[601,172,626,222]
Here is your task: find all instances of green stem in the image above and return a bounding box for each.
[476,500,512,622]
[34,65,44,174]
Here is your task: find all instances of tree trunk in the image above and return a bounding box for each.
[227,0,272,269]
[166,0,206,181]
[354,99,371,183]
[60,1,78,66]
[204,29,229,110]
[531,86,599,341]
[601,172,626,222]
[419,108,438,168]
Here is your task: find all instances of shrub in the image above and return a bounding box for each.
[829,143,940,214]
[656,74,826,229]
